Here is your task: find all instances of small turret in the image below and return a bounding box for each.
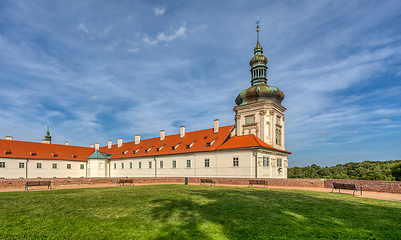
[42,126,52,144]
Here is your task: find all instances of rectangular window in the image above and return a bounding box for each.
[233,157,239,167]
[139,162,142,169]
[80,164,85,169]
[186,160,191,168]
[130,162,133,169]
[36,163,42,168]
[277,158,282,167]
[204,159,210,167]
[263,157,269,167]
[114,163,116,169]
[149,161,152,168]
[67,164,71,169]
[160,161,163,168]
[121,163,124,169]
[19,162,25,168]
[52,163,57,169]
[0,162,5,168]
[172,160,176,168]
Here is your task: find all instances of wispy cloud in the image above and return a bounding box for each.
[154,7,165,16]
[78,22,89,34]
[142,23,186,45]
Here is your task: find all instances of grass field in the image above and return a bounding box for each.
[0,185,400,239]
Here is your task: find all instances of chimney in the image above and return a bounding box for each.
[5,136,13,140]
[214,119,219,134]
[118,138,123,148]
[180,126,185,138]
[95,143,99,150]
[90,144,94,148]
[108,140,112,149]
[135,135,140,145]
[65,141,69,145]
[160,130,165,141]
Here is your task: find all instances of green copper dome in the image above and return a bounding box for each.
[235,22,285,106]
[235,84,285,105]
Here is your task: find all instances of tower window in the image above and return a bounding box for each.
[263,157,269,167]
[277,158,282,168]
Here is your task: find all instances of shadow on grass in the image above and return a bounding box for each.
[149,186,401,239]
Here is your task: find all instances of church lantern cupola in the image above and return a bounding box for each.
[235,21,285,106]
[233,20,287,151]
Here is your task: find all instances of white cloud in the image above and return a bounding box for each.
[154,7,165,16]
[157,25,186,42]
[78,22,89,34]
[103,25,113,35]
[142,35,158,45]
[128,48,139,52]
[104,41,121,51]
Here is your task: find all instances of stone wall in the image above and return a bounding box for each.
[324,179,401,194]
[1,177,400,193]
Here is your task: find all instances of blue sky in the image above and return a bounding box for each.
[0,0,400,167]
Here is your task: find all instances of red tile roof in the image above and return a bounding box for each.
[100,125,235,159]
[0,125,290,161]
[217,134,291,154]
[0,139,94,161]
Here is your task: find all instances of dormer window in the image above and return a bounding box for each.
[4,148,11,155]
[186,141,196,149]
[30,151,37,156]
[206,139,216,147]
[145,147,152,153]
[157,145,165,152]
[71,153,77,158]
[52,152,58,157]
[172,143,180,150]
[122,149,130,155]
[133,148,141,154]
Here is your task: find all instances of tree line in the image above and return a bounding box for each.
[288,160,401,181]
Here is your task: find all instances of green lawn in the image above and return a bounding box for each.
[0,185,400,239]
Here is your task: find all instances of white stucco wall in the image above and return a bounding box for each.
[0,158,86,179]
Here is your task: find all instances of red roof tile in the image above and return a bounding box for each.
[100,125,235,159]
[0,140,94,161]
[217,134,291,154]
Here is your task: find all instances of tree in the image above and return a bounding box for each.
[391,164,401,181]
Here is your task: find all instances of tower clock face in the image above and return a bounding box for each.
[246,116,255,124]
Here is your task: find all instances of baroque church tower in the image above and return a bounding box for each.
[234,21,286,151]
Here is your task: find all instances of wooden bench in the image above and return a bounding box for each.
[117,179,134,186]
[25,181,51,191]
[332,182,362,196]
[200,178,215,186]
[248,179,268,188]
